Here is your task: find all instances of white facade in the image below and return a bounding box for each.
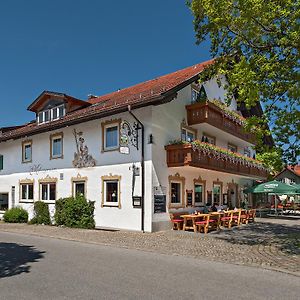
[0,76,262,232]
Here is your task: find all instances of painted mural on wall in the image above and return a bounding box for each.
[73,129,96,168]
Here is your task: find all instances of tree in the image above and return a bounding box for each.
[187,0,300,165]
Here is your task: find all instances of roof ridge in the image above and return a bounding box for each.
[88,59,214,104]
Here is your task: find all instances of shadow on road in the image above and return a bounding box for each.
[0,242,45,278]
[212,222,300,255]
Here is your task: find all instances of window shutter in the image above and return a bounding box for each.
[0,155,3,170]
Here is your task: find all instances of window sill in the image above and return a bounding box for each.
[102,204,120,208]
[50,155,64,160]
[22,160,32,164]
[40,200,56,204]
[19,200,34,203]
[102,147,120,153]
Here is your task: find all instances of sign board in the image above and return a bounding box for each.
[120,146,130,155]
[154,195,166,214]
[132,196,142,208]
[186,190,193,207]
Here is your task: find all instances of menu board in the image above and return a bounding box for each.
[187,191,193,206]
[154,195,166,214]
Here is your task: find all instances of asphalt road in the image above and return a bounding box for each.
[0,232,299,300]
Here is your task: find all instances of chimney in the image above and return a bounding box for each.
[88,94,97,100]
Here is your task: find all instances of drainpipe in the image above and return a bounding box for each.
[128,105,145,233]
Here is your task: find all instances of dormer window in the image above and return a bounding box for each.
[38,104,65,125]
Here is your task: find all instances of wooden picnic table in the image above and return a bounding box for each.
[180,214,209,232]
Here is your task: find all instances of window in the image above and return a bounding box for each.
[101,120,121,152]
[169,174,185,208]
[101,175,121,208]
[22,140,32,163]
[213,182,223,205]
[0,193,8,211]
[38,105,65,124]
[181,127,196,142]
[192,89,199,103]
[201,133,216,145]
[194,177,206,205]
[171,182,181,204]
[50,133,63,159]
[20,183,34,202]
[38,112,44,124]
[244,148,251,158]
[191,85,207,103]
[0,155,3,171]
[72,177,87,198]
[40,182,56,202]
[228,143,237,153]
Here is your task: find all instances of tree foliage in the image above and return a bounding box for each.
[187,0,300,164]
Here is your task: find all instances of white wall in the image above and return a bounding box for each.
[0,76,257,230]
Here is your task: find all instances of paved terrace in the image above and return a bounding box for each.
[0,218,299,276]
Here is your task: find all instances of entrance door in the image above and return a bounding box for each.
[227,183,239,208]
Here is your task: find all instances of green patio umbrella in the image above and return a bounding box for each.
[244,180,298,194]
[244,180,299,215]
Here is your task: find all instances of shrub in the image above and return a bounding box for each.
[30,201,51,225]
[3,207,28,223]
[54,195,95,229]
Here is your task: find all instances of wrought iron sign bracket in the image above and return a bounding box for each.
[120,120,141,150]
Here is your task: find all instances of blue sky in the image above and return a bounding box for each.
[0,0,210,126]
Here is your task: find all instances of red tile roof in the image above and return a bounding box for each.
[0,59,214,142]
[88,59,214,106]
[287,165,300,176]
[275,165,300,178]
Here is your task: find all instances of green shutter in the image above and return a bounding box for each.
[0,155,3,170]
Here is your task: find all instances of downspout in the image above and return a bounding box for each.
[128,105,145,233]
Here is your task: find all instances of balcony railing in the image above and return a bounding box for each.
[165,142,268,179]
[186,101,255,143]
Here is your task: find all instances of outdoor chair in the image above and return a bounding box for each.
[195,214,217,234]
[220,210,233,229]
[169,213,184,230]
[247,209,256,223]
[240,209,249,224]
[231,209,242,226]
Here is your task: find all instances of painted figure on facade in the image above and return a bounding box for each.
[73,129,96,168]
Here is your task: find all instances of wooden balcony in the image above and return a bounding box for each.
[165,143,268,179]
[186,101,255,143]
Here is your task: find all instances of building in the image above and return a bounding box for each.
[274,165,300,185]
[0,60,269,231]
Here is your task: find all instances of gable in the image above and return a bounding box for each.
[28,91,90,114]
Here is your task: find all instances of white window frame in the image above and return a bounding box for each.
[22,140,32,163]
[73,181,86,198]
[50,133,63,159]
[213,182,223,205]
[20,183,34,203]
[228,143,238,153]
[168,174,185,208]
[202,133,216,145]
[194,179,206,206]
[101,175,121,208]
[181,128,196,143]
[38,104,65,125]
[244,148,251,158]
[39,182,56,203]
[103,123,120,151]
[192,88,200,103]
